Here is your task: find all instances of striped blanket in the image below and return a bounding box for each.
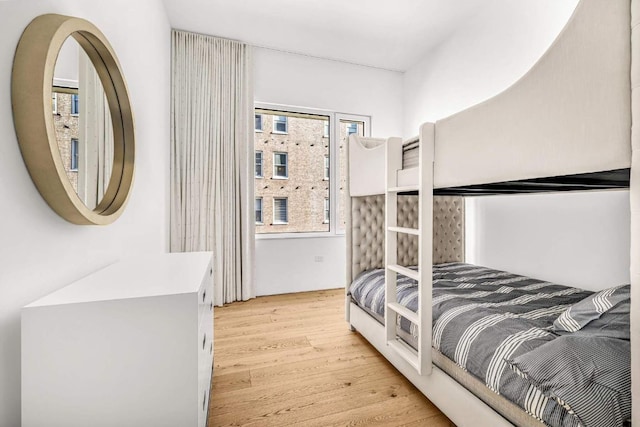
[349,263,597,427]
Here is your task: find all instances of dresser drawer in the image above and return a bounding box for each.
[198,385,210,427]
[198,264,213,322]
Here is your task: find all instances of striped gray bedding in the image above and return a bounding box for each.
[349,262,630,427]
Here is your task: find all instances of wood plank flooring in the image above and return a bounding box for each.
[208,288,453,427]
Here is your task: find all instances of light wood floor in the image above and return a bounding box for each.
[209,288,453,427]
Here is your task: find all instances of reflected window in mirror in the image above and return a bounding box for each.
[70,138,79,171]
[71,94,79,115]
[52,93,58,115]
[51,36,114,211]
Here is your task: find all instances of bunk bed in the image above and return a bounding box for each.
[345,0,636,426]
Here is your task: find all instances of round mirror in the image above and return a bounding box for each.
[12,14,134,225]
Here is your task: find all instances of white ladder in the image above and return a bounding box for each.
[384,124,434,375]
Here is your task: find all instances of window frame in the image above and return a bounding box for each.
[272,115,288,134]
[255,114,263,132]
[323,198,329,224]
[346,122,358,136]
[254,103,370,240]
[255,197,263,224]
[52,92,58,115]
[70,138,79,171]
[273,152,288,179]
[273,197,288,224]
[324,154,329,181]
[255,151,263,178]
[71,94,79,116]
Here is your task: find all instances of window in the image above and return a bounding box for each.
[255,114,263,132]
[70,138,79,171]
[324,155,329,180]
[255,198,263,224]
[273,152,288,178]
[255,151,263,178]
[71,94,79,115]
[273,198,288,224]
[273,115,288,133]
[253,106,367,236]
[346,122,358,135]
[324,198,329,223]
[52,93,58,114]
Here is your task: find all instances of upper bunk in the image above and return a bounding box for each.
[349,0,631,197]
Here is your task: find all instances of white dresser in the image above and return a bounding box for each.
[22,252,214,427]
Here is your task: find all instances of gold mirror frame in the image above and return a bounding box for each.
[12,14,134,225]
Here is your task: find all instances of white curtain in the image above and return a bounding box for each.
[170,30,255,305]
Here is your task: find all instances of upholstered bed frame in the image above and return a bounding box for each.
[347,195,464,282]
[346,0,639,425]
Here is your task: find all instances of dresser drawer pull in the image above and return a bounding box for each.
[210,342,213,355]
[203,391,207,411]
[210,268,213,276]
[202,289,206,303]
[202,333,206,350]
[209,302,213,312]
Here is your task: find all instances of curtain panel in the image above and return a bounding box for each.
[170,30,254,305]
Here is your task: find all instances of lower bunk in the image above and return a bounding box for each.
[347,262,631,427]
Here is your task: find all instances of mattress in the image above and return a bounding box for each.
[349,262,628,427]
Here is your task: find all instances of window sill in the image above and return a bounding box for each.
[272,176,288,180]
[255,222,264,225]
[256,231,344,240]
[255,129,263,133]
[255,176,263,179]
[271,131,288,135]
[272,222,289,225]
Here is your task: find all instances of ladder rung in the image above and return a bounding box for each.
[387,302,419,325]
[387,226,419,236]
[387,264,420,281]
[388,185,420,193]
[388,339,420,371]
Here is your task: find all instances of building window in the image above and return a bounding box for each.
[70,138,79,171]
[273,198,288,224]
[255,114,263,132]
[255,197,263,224]
[273,152,288,178]
[323,121,329,138]
[255,151,263,178]
[346,122,358,135]
[273,115,288,133]
[71,94,79,115]
[324,155,329,180]
[324,198,329,223]
[52,93,58,114]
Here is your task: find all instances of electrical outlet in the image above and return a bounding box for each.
[314,256,324,263]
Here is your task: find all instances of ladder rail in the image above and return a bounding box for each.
[384,137,403,344]
[418,123,435,375]
[384,124,435,376]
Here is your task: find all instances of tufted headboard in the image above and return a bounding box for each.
[347,195,464,282]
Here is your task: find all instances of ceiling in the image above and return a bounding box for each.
[162,0,484,72]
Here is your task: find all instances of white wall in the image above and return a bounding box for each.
[253,47,403,295]
[403,0,579,133]
[468,191,630,291]
[0,1,170,425]
[404,0,630,290]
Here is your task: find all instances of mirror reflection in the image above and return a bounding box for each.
[52,35,114,211]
